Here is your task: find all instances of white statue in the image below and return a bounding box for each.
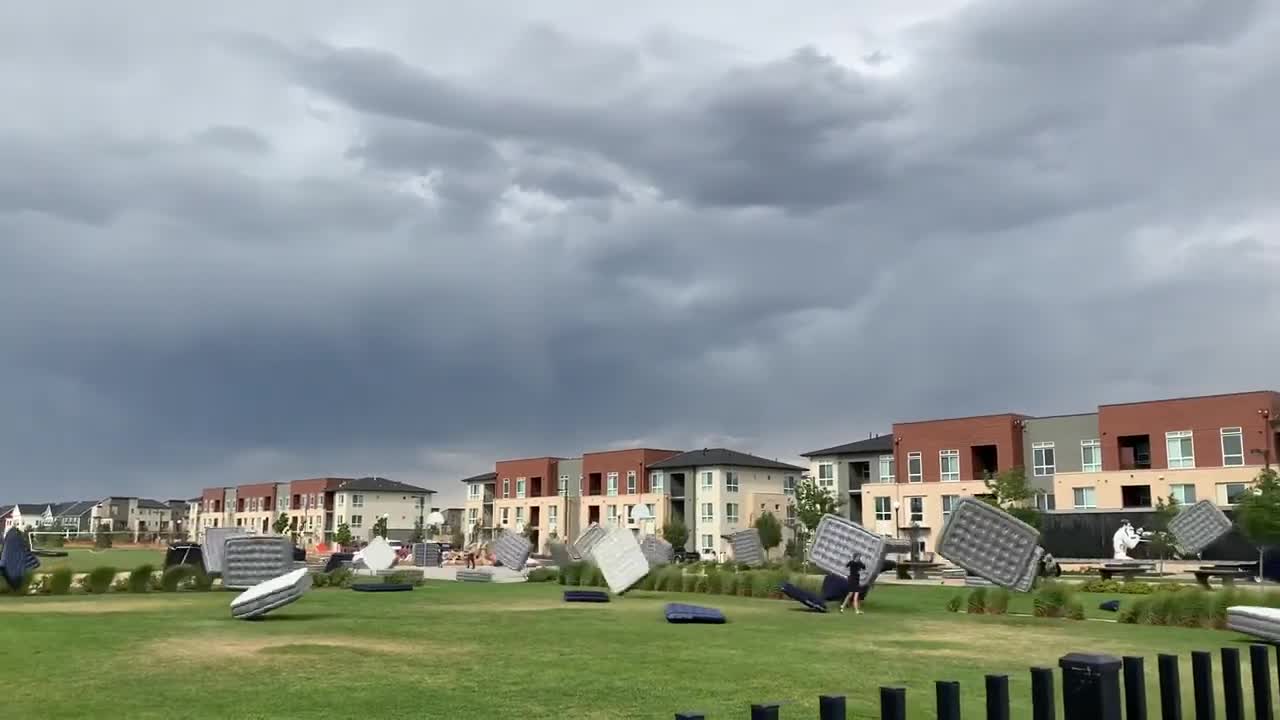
[1112,520,1146,560]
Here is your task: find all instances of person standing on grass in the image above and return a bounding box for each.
[839,554,866,615]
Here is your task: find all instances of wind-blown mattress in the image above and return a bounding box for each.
[201,528,246,576]
[781,582,827,613]
[1,528,38,587]
[665,603,726,624]
[230,568,311,620]
[640,535,674,567]
[492,531,532,570]
[937,499,1040,591]
[807,514,886,586]
[1227,606,1280,643]
[574,525,607,563]
[412,543,442,567]
[591,528,649,594]
[1168,500,1232,554]
[722,528,765,567]
[164,544,204,570]
[222,536,293,590]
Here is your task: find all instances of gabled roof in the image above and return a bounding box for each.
[801,433,895,458]
[338,476,434,494]
[646,448,805,472]
[52,500,98,518]
[137,498,169,510]
[3,503,54,516]
[458,471,497,484]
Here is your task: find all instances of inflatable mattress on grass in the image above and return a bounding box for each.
[591,528,649,595]
[807,514,886,587]
[936,498,1040,591]
[573,524,607,563]
[457,569,494,583]
[1,528,38,587]
[722,528,765,567]
[222,535,293,590]
[201,528,246,576]
[492,530,532,570]
[665,603,726,624]
[1168,500,1233,555]
[564,590,609,603]
[1227,606,1280,643]
[781,582,827,613]
[230,568,311,620]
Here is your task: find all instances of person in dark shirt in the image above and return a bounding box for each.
[840,554,866,614]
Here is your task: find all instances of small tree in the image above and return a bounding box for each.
[754,511,783,559]
[410,518,426,544]
[1236,467,1280,581]
[1146,495,1182,574]
[272,513,290,535]
[792,477,844,558]
[333,523,353,549]
[372,515,389,539]
[983,466,1041,529]
[94,523,113,549]
[661,519,689,550]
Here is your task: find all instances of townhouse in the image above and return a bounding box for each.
[579,448,682,536]
[333,476,433,541]
[800,434,896,526]
[461,471,497,544]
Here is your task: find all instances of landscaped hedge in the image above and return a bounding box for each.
[1119,587,1280,628]
[558,562,815,602]
[1078,579,1189,595]
[946,582,1081,620]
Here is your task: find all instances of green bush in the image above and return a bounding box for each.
[45,567,75,595]
[579,565,604,588]
[1173,589,1211,628]
[560,562,584,586]
[526,567,557,583]
[84,566,117,594]
[1118,598,1146,624]
[36,533,64,548]
[1066,599,1085,621]
[967,587,987,614]
[946,594,964,613]
[681,572,697,593]
[190,569,215,591]
[127,564,155,593]
[94,527,113,549]
[985,588,1011,615]
[0,571,33,595]
[1033,582,1074,618]
[310,571,330,588]
[693,574,709,593]
[658,566,683,592]
[160,565,195,592]
[756,571,786,599]
[705,569,724,594]
[327,568,353,589]
[1078,579,1188,595]
[386,570,425,587]
[722,572,739,596]
[737,571,755,597]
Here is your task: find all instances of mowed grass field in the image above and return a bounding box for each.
[1,582,1269,719]
[30,547,165,572]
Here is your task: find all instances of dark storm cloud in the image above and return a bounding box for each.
[2,0,1279,504]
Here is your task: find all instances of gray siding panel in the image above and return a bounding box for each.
[1022,414,1100,493]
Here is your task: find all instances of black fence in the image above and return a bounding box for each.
[672,645,1278,719]
[1040,510,1265,562]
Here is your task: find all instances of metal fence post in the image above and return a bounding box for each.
[936,680,961,720]
[749,703,780,720]
[1059,652,1122,720]
[1158,654,1183,720]
[1249,645,1274,720]
[1221,648,1244,720]
[986,674,1010,720]
[818,695,847,720]
[1124,656,1149,720]
[1031,667,1056,720]
[1192,650,1215,720]
[880,687,907,720]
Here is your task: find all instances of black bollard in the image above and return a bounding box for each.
[1250,645,1274,720]
[1191,651,1214,720]
[1124,656,1149,720]
[1059,652,1122,720]
[936,681,961,720]
[1031,667,1056,720]
[819,695,847,720]
[1157,654,1183,720]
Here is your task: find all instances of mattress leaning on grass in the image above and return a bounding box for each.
[640,535,675,568]
[230,568,312,620]
[574,524,607,564]
[1227,606,1280,643]
[222,535,293,590]
[492,530,532,570]
[936,498,1040,591]
[201,528,246,576]
[722,528,765,568]
[591,528,650,595]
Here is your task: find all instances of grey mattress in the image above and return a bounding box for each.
[936,498,1040,590]
[492,531,532,570]
[592,528,649,594]
[1227,606,1280,643]
[549,542,575,568]
[640,535,674,567]
[230,568,312,620]
[222,536,293,590]
[412,543,442,567]
[1168,500,1232,554]
[574,524,607,562]
[1010,545,1045,593]
[457,569,494,583]
[807,514,886,586]
[200,528,246,575]
[722,529,765,567]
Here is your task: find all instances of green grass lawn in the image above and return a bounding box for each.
[1,582,1269,718]
[31,547,166,573]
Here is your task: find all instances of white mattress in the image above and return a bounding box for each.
[361,538,396,572]
[230,568,311,620]
[201,528,246,575]
[1227,606,1280,643]
[591,528,649,595]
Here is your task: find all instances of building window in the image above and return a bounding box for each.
[939,450,959,482]
[1032,442,1056,477]
[548,505,558,528]
[1073,487,1096,509]
[701,534,715,555]
[700,503,714,523]
[515,507,524,525]
[725,503,739,523]
[516,478,526,499]
[467,508,478,526]
[783,476,796,495]
[907,452,923,483]
[606,505,618,526]
[1221,427,1244,467]
[700,472,713,491]
[351,494,364,508]
[502,479,511,499]
[879,455,895,483]
[625,471,636,494]
[624,504,635,525]
[646,503,656,520]
[874,496,892,521]
[817,463,834,488]
[650,472,664,493]
[1170,484,1196,505]
[501,508,510,526]
[607,472,619,496]
[558,475,568,496]
[467,484,481,501]
[337,495,345,507]
[907,496,924,524]
[1081,439,1102,473]
[725,471,740,493]
[786,503,796,523]
[1167,431,1195,469]
[1219,483,1250,505]
[1035,493,1056,511]
[350,515,363,528]
[942,495,959,521]
[579,476,584,495]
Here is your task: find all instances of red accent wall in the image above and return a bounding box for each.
[1098,391,1280,470]
[582,448,682,494]
[494,458,559,498]
[891,414,1026,483]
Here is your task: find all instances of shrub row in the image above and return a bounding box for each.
[1077,579,1189,595]
[1118,587,1280,628]
[946,582,1082,620]
[557,561,815,601]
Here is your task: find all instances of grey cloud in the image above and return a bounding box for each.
[192,125,272,154]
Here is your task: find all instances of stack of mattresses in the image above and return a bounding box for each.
[0,528,38,587]
[549,542,575,568]
[492,531,532,570]
[222,535,293,590]
[201,528,246,577]
[230,568,312,620]
[412,543,443,567]
[574,524,607,563]
[937,498,1041,592]
[640,535,674,567]
[1227,606,1280,643]
[807,514,888,588]
[1168,500,1233,555]
[591,528,649,594]
[722,528,765,567]
[457,569,494,583]
[665,603,726,624]
[164,544,204,570]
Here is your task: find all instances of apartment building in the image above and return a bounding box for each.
[801,434,895,525]
[489,456,581,553]
[579,448,682,536]
[461,471,497,544]
[333,476,434,541]
[646,448,803,559]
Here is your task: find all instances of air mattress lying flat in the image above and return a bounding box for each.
[549,542,575,568]
[665,603,726,624]
[230,568,311,620]
[222,536,293,590]
[201,528,246,575]
[457,569,493,583]
[165,544,204,570]
[936,498,1040,590]
[574,524,607,563]
[1227,606,1280,643]
[1168,500,1233,554]
[352,583,413,592]
[723,528,765,567]
[640,535,675,567]
[564,590,610,603]
[807,514,886,586]
[492,531,532,570]
[591,528,649,595]
[1,528,36,587]
[781,582,827,613]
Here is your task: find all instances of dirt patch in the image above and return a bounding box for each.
[145,634,439,664]
[0,598,197,614]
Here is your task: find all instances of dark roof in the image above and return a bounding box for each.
[4,503,53,515]
[801,433,895,458]
[646,448,805,472]
[458,471,497,484]
[137,498,169,510]
[52,500,98,517]
[338,476,434,494]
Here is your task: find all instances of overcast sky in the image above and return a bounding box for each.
[2,1,1278,507]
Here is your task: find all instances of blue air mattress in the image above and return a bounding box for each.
[564,590,610,603]
[781,582,828,613]
[665,603,726,624]
[1,528,37,588]
[351,583,414,592]
[323,553,353,573]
